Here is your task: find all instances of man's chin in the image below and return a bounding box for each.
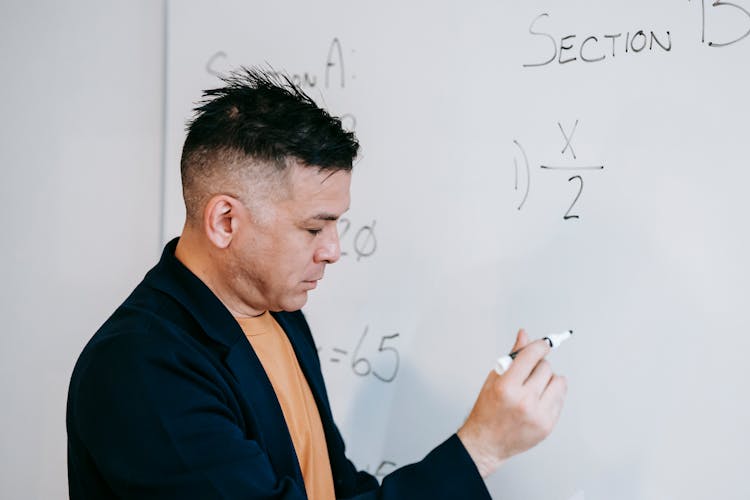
[276,292,309,312]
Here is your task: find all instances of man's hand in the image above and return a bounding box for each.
[457,329,568,478]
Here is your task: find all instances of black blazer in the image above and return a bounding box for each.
[67,239,490,499]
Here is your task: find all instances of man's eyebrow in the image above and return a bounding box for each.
[305,213,340,222]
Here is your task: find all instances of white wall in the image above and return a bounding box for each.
[0,1,164,497]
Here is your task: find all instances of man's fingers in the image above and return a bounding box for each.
[524,358,553,397]
[511,329,529,352]
[543,374,567,399]
[505,339,551,383]
[540,374,568,417]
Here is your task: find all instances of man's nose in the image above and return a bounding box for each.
[314,225,341,264]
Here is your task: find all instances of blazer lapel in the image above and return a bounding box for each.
[223,338,304,482]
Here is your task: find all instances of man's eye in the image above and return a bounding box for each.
[307,228,322,235]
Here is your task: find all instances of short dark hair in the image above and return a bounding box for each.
[180,66,359,223]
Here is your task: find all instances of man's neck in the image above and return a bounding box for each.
[174,230,266,318]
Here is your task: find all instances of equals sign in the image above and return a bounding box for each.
[330,348,348,362]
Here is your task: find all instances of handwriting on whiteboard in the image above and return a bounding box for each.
[523,13,672,68]
[363,460,398,479]
[318,325,401,383]
[692,0,750,47]
[523,2,750,69]
[514,120,605,220]
[205,37,354,88]
[203,38,358,133]
[338,217,377,262]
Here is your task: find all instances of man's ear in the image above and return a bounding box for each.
[203,195,242,249]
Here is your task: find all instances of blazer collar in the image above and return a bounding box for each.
[144,238,247,348]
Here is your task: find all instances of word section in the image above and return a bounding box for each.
[204,38,359,132]
[524,13,672,68]
[205,37,353,89]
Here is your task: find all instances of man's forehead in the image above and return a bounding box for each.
[282,163,351,216]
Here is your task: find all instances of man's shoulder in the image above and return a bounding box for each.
[72,276,215,385]
[67,280,237,434]
[88,279,189,347]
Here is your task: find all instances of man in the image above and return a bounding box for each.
[67,68,567,499]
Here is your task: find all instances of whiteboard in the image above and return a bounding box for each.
[163,1,750,499]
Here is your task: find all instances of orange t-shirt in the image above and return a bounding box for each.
[236,312,336,500]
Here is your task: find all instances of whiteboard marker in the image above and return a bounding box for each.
[494,330,573,375]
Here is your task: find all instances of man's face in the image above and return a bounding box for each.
[228,162,351,313]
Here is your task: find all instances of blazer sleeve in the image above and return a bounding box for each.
[67,330,307,500]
